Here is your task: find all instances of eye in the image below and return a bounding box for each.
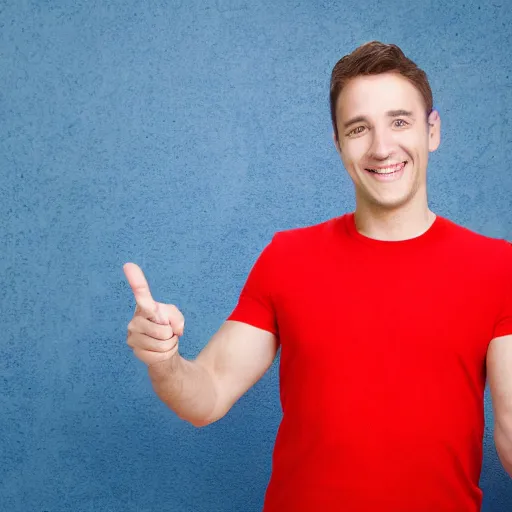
[393,119,409,128]
[348,126,366,137]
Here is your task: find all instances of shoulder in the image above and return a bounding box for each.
[440,215,511,264]
[271,217,341,250]
[247,218,339,269]
[259,218,342,286]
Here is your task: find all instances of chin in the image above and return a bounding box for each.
[366,194,415,211]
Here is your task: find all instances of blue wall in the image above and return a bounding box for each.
[1,1,511,510]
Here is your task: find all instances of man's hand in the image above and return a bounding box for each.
[122,262,277,426]
[123,262,185,367]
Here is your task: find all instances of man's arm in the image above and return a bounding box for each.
[124,231,280,428]
[487,334,512,476]
[149,321,278,427]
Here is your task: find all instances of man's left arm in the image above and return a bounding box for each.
[487,334,512,477]
[487,240,512,476]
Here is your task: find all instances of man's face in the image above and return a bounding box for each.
[334,72,440,211]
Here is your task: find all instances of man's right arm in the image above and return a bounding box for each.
[123,262,278,428]
[149,321,278,427]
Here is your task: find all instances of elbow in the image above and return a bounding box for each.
[181,411,222,429]
[172,410,212,428]
[189,417,214,428]
[189,409,225,428]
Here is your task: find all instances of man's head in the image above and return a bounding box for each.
[330,41,440,212]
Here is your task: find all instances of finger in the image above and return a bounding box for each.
[129,316,174,340]
[123,263,166,324]
[123,262,154,308]
[166,304,185,336]
[132,346,176,367]
[127,333,179,353]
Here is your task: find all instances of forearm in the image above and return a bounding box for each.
[148,355,218,427]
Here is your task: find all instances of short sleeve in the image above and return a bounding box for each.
[493,240,512,339]
[227,235,279,336]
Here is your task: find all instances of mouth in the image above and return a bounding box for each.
[364,161,407,181]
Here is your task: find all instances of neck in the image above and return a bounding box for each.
[353,202,436,242]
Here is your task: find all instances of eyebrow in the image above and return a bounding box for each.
[343,109,415,129]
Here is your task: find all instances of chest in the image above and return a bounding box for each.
[274,250,498,385]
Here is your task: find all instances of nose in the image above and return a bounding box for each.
[368,125,395,161]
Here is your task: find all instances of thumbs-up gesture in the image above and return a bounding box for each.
[123,263,185,367]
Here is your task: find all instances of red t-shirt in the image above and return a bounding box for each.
[227,212,512,512]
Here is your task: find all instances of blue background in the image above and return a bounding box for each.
[1,0,511,510]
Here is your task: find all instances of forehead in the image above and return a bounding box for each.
[336,72,424,119]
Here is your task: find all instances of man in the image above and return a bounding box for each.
[123,41,512,511]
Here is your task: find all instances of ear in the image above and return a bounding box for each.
[428,109,441,152]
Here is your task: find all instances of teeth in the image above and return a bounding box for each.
[370,168,396,174]
[367,163,405,174]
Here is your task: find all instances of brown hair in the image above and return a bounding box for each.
[330,41,433,140]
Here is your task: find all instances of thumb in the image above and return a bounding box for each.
[123,262,167,324]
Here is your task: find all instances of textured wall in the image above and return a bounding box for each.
[1,0,511,511]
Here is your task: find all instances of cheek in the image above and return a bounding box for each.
[341,140,368,166]
[396,132,427,158]
[406,126,429,144]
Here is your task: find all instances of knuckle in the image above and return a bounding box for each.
[133,347,147,362]
[129,316,141,330]
[168,304,185,332]
[128,332,141,346]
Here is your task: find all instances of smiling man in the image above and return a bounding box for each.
[331,56,439,238]
[124,42,512,511]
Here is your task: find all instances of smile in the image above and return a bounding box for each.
[363,161,408,182]
[365,161,407,175]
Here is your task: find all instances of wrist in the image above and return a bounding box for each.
[148,351,181,382]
